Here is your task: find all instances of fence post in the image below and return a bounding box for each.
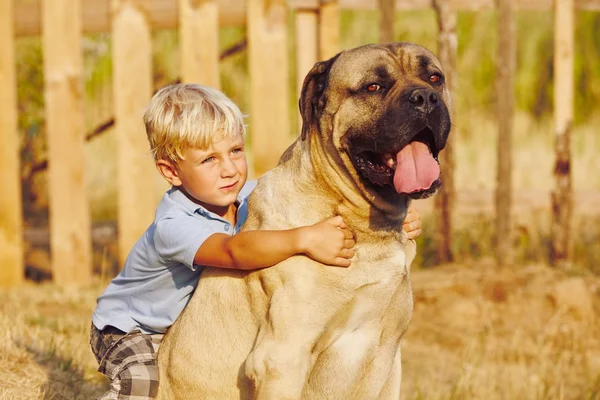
[295,6,319,132]
[179,0,220,88]
[42,0,92,284]
[318,0,340,61]
[495,0,516,266]
[248,0,290,176]
[378,0,395,42]
[0,0,24,286]
[112,1,157,266]
[433,0,457,264]
[551,0,574,268]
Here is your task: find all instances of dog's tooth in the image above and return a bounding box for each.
[382,153,395,169]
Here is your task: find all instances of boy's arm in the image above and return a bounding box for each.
[194,216,356,270]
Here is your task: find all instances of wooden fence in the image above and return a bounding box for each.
[1,0,597,286]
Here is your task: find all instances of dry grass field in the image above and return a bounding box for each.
[1,262,599,399]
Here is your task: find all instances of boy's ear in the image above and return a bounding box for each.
[156,160,182,187]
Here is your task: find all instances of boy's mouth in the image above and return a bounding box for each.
[220,181,238,190]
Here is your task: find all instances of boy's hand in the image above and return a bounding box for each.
[299,216,356,267]
[402,205,422,240]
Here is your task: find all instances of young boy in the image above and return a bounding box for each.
[90,83,422,400]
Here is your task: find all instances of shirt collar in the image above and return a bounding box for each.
[168,187,206,214]
[167,185,251,217]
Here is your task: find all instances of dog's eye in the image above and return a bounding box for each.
[366,84,382,92]
[429,73,443,84]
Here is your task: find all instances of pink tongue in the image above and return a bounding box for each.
[393,142,440,193]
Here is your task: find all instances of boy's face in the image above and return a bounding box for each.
[160,134,248,216]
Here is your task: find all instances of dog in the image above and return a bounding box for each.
[157,42,451,399]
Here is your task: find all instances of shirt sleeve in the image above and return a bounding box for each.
[154,214,215,270]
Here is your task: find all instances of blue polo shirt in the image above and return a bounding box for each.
[92,180,257,334]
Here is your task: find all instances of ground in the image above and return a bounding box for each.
[1,262,598,400]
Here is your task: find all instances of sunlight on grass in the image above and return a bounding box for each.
[0,283,107,399]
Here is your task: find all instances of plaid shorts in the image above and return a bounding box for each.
[90,323,164,400]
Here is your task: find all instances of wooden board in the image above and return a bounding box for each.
[295,9,318,131]
[15,0,600,37]
[0,0,24,286]
[179,0,220,87]
[318,1,340,61]
[42,0,92,284]
[112,1,157,266]
[248,0,292,176]
[551,0,574,267]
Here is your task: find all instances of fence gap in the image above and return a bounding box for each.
[42,0,92,284]
[0,0,24,286]
[112,1,156,266]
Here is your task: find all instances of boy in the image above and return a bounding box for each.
[90,83,422,400]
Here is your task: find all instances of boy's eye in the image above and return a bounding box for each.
[232,147,244,154]
[201,157,215,164]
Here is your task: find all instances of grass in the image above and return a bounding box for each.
[1,264,598,399]
[0,282,106,399]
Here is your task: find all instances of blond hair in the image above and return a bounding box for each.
[144,83,245,164]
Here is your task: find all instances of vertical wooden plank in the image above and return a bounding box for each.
[248,0,290,176]
[318,0,340,60]
[42,0,92,284]
[295,9,318,132]
[551,0,574,268]
[179,0,220,88]
[433,0,457,264]
[0,0,24,286]
[495,0,516,266]
[112,1,156,266]
[378,0,395,42]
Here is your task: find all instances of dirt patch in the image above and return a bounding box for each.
[402,262,600,399]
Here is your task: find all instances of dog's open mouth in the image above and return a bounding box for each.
[351,128,441,198]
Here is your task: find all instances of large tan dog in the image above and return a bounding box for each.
[157,42,451,399]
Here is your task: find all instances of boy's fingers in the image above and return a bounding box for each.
[403,211,417,224]
[403,221,415,231]
[334,257,351,267]
[342,228,354,239]
[406,228,422,240]
[343,248,355,258]
[343,239,355,248]
[328,215,343,225]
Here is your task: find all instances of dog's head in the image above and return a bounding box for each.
[300,42,451,203]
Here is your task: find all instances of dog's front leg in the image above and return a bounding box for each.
[244,289,315,400]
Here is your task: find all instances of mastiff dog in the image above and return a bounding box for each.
[157,42,451,399]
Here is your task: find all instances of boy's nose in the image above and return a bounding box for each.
[221,157,238,177]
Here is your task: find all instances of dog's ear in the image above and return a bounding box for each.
[299,54,339,141]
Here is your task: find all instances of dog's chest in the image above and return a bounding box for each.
[307,246,414,383]
[331,245,412,331]
[352,241,410,284]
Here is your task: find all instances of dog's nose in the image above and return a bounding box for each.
[408,88,439,114]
